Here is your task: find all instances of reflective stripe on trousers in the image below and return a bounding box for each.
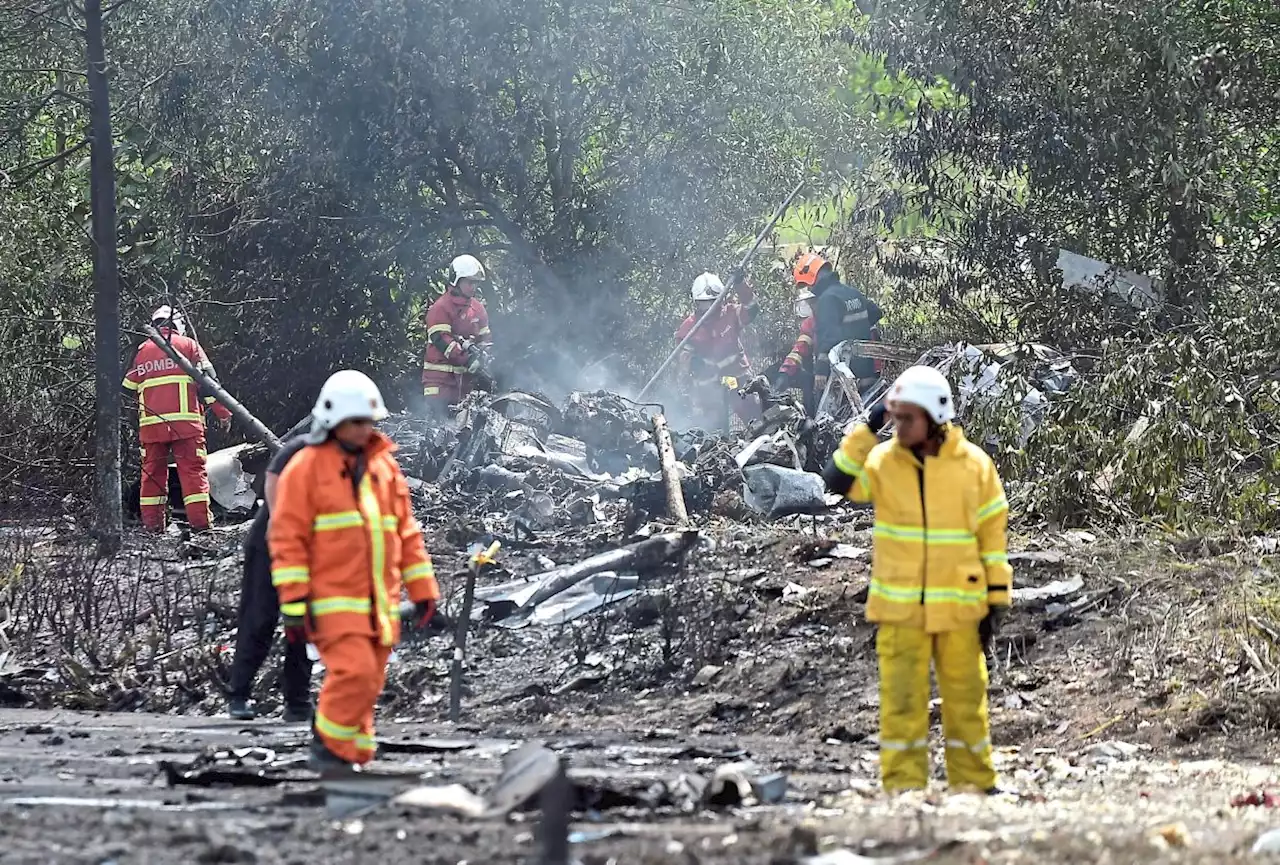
[875,623,995,791]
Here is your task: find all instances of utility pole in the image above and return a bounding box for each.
[85,0,123,554]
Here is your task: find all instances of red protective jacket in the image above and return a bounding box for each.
[122,329,231,443]
[675,281,757,385]
[421,293,491,401]
[780,315,815,377]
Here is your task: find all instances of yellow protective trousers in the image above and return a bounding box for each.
[876,624,996,791]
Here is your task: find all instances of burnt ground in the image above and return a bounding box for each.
[4,511,1280,862]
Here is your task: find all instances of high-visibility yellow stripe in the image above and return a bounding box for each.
[423,386,441,396]
[280,601,307,618]
[139,374,193,389]
[427,323,453,336]
[785,352,804,364]
[380,515,399,531]
[313,511,364,531]
[982,551,1009,565]
[139,412,203,426]
[423,362,468,374]
[880,738,929,751]
[195,448,207,458]
[183,493,209,505]
[203,396,218,405]
[354,734,377,753]
[476,327,491,336]
[403,561,435,583]
[977,495,1009,523]
[311,597,373,616]
[315,711,359,741]
[869,580,987,606]
[873,523,975,545]
[272,566,310,586]
[139,495,168,506]
[122,378,140,391]
[357,474,394,646]
[797,334,813,346]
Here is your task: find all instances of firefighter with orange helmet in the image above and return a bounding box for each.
[122,306,232,532]
[792,252,882,398]
[422,254,493,416]
[675,270,762,429]
[270,370,440,773]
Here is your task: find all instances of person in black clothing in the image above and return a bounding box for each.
[792,251,882,401]
[227,435,312,721]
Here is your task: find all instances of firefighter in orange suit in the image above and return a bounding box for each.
[422,254,493,415]
[123,306,232,532]
[269,370,441,772]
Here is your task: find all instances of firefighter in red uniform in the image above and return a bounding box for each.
[770,288,817,413]
[422,254,493,416]
[675,271,761,430]
[123,306,232,532]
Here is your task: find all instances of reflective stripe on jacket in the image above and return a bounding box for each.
[422,293,491,398]
[780,315,815,376]
[122,330,231,443]
[832,424,1012,632]
[268,430,440,646]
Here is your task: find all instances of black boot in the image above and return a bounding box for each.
[283,702,313,723]
[309,730,355,776]
[228,697,255,721]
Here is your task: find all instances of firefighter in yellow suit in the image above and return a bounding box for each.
[822,366,1012,792]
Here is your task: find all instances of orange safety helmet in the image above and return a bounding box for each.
[793,252,829,287]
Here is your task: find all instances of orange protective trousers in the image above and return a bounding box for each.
[140,433,211,531]
[313,633,392,764]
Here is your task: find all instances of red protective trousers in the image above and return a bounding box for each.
[314,633,393,764]
[140,433,211,531]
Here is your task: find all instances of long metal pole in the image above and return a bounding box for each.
[636,179,806,401]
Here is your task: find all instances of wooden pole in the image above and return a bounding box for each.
[449,541,500,723]
[142,325,282,451]
[651,413,689,524]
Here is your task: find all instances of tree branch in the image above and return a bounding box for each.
[4,137,89,186]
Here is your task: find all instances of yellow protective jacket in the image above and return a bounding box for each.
[832,423,1012,632]
[269,431,440,647]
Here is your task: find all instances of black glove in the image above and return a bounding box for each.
[413,599,436,628]
[979,606,1008,653]
[770,369,794,392]
[867,402,888,433]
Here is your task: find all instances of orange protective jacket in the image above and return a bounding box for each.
[122,329,232,443]
[268,431,440,647]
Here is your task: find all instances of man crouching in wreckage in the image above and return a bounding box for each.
[822,366,1013,793]
[269,370,441,773]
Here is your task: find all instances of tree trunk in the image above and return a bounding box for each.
[85,0,122,555]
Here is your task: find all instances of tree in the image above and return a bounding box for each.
[85,0,122,552]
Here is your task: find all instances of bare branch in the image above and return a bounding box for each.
[4,137,88,186]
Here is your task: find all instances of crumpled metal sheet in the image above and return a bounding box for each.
[476,572,640,629]
[205,444,261,512]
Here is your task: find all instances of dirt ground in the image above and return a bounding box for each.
[4,516,1280,863]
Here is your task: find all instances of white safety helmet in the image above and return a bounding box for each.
[449,254,486,286]
[307,370,388,443]
[794,289,816,319]
[888,365,955,424]
[691,272,725,302]
[150,305,186,336]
